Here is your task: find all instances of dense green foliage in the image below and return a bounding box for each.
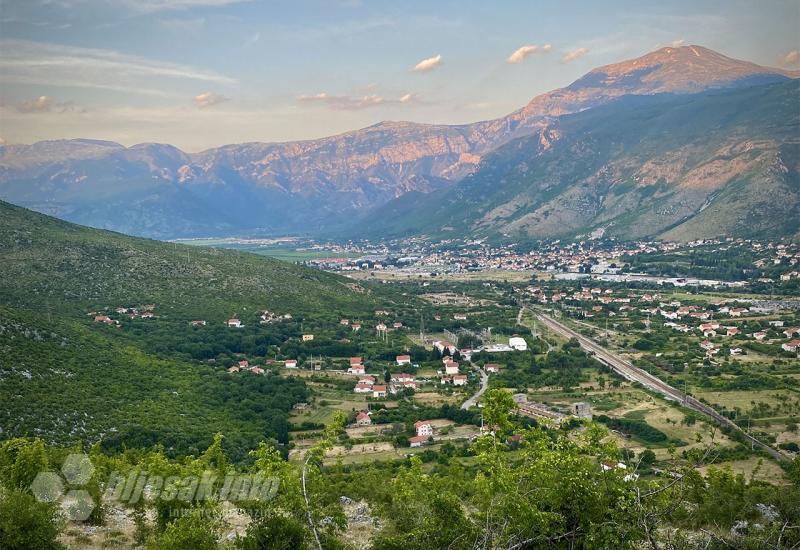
[0,201,403,458]
[2,402,798,549]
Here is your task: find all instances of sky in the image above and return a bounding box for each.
[0,0,798,152]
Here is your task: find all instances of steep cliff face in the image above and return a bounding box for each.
[1,46,796,238]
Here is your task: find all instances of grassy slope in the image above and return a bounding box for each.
[0,200,383,319]
[0,201,397,459]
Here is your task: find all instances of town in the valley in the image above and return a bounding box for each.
[110,235,800,477]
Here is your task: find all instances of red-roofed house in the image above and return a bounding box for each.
[396,355,412,366]
[414,421,433,436]
[782,340,800,353]
[408,435,430,448]
[356,411,371,426]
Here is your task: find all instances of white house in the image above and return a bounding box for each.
[414,421,433,436]
[396,355,412,366]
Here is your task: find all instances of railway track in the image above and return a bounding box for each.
[534,311,786,462]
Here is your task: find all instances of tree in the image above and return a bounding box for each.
[235,516,307,550]
[0,489,64,550]
[0,438,49,489]
[156,511,219,550]
[481,389,515,436]
[639,449,656,466]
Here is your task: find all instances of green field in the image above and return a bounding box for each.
[181,238,360,261]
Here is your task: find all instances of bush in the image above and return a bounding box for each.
[155,511,219,550]
[235,516,307,550]
[596,415,668,443]
[0,488,64,550]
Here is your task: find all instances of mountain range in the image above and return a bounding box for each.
[1,45,798,241]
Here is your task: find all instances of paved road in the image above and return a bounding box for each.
[534,310,786,461]
[462,364,489,410]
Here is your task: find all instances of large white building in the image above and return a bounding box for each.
[509,337,528,351]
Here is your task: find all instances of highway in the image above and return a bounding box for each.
[534,310,786,462]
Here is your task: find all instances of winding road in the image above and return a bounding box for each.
[461,363,489,410]
[534,310,786,461]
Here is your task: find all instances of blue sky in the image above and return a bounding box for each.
[1,0,798,151]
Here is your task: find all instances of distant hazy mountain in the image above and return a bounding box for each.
[354,81,800,242]
[1,45,797,239]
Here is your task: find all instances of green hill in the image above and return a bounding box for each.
[0,201,396,459]
[0,200,382,319]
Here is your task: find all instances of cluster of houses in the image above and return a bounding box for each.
[227,359,264,375]
[349,356,418,397]
[91,305,157,325]
[438,357,467,386]
[340,316,405,334]
[696,322,800,358]
[261,310,292,324]
[224,310,292,329]
[522,285,800,359]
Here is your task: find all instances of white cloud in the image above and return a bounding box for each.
[781,50,800,67]
[298,91,418,110]
[17,95,55,113]
[0,39,237,97]
[669,39,686,48]
[298,92,385,110]
[412,54,442,72]
[507,44,551,64]
[561,47,589,64]
[194,92,229,108]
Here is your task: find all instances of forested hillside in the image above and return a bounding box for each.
[0,201,401,459]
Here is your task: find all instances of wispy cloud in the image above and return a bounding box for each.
[117,0,252,12]
[412,54,442,72]
[298,92,384,110]
[298,91,416,110]
[781,49,800,67]
[507,44,551,64]
[0,39,237,97]
[17,95,54,113]
[194,91,229,108]
[561,47,589,64]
